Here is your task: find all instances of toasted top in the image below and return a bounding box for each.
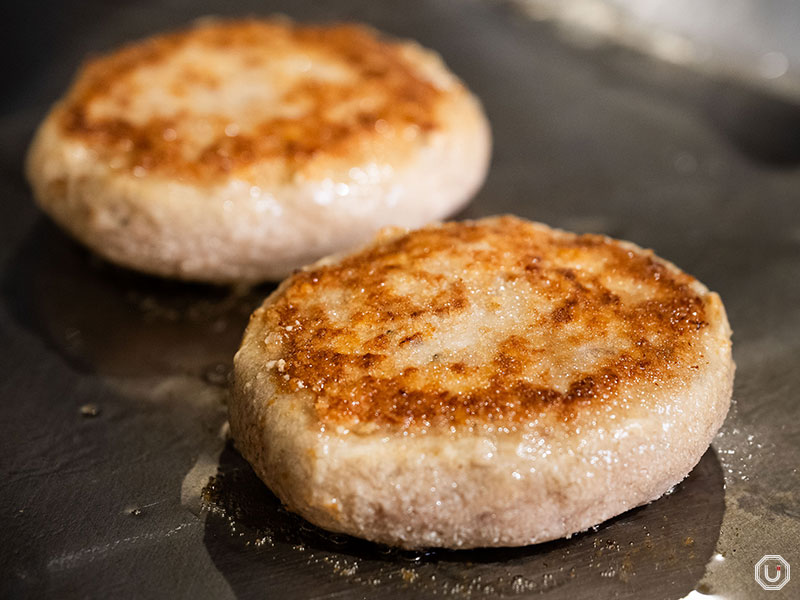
[253,216,726,432]
[53,18,467,183]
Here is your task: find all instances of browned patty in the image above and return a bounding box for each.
[26,18,490,283]
[231,216,734,548]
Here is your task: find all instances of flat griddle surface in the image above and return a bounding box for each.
[2,1,799,598]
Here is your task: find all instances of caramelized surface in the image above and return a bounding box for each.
[260,216,711,431]
[56,19,447,181]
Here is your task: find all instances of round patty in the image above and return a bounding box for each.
[230,215,734,549]
[26,18,490,283]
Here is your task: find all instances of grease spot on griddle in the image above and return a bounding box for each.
[79,403,101,417]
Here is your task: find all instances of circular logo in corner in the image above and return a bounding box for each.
[755,555,790,591]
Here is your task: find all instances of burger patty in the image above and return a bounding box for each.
[230,215,734,548]
[26,18,490,283]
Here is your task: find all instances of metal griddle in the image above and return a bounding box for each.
[2,1,799,598]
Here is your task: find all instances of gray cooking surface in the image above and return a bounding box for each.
[1,1,798,598]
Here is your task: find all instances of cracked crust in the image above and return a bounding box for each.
[26,18,490,282]
[231,216,734,548]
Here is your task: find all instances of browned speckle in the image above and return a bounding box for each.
[261,217,712,430]
[56,19,446,182]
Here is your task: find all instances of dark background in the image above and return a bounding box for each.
[1,1,799,598]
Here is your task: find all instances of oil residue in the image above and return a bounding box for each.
[79,403,101,417]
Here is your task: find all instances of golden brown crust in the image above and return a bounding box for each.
[54,19,448,182]
[258,216,713,431]
[231,215,733,548]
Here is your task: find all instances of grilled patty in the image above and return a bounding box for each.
[230,215,734,549]
[26,18,490,283]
